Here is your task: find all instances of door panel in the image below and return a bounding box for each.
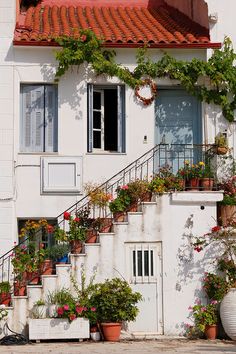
[155,90,202,145]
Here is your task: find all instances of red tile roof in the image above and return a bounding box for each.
[14,1,218,48]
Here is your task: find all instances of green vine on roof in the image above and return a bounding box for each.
[54,30,236,122]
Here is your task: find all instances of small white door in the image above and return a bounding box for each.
[126,243,163,334]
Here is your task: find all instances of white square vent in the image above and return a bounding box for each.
[41,157,82,193]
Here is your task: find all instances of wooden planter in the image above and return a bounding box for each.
[29,318,89,341]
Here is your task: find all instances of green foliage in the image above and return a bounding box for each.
[0,281,11,294]
[47,287,75,305]
[126,180,149,202]
[89,277,142,323]
[109,186,132,213]
[215,133,228,148]
[47,243,70,261]
[55,31,236,122]
[203,272,229,301]
[189,301,218,333]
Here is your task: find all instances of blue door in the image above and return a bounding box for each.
[155,89,202,171]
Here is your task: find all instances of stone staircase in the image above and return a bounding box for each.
[4,200,159,336]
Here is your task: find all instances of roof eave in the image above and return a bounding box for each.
[13,40,222,49]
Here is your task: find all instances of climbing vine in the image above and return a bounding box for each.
[55,30,236,122]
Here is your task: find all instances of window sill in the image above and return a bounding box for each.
[18,152,59,155]
[86,152,127,156]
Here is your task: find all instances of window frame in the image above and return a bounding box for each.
[87,84,126,153]
[20,84,58,153]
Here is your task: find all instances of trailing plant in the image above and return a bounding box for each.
[203,272,229,301]
[54,31,236,122]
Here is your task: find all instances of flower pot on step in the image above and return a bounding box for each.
[101,322,121,342]
[86,229,97,243]
[188,177,199,191]
[41,259,53,275]
[128,203,138,212]
[70,240,82,254]
[113,212,125,222]
[200,178,214,191]
[14,282,26,296]
[0,292,11,306]
[27,271,40,285]
[205,324,218,340]
[142,191,152,202]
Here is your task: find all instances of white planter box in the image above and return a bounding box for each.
[29,318,89,340]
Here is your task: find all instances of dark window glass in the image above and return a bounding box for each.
[93,91,101,110]
[93,111,101,129]
[93,131,101,149]
[144,250,149,276]
[137,250,142,276]
[133,250,136,277]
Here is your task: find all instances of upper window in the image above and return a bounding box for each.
[87,85,125,153]
[20,84,58,153]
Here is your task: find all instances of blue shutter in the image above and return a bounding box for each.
[21,85,44,152]
[45,85,58,152]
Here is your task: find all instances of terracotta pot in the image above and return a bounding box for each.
[113,212,125,222]
[99,218,112,233]
[216,146,228,155]
[205,324,218,340]
[101,322,121,341]
[200,178,214,191]
[70,240,82,254]
[142,191,152,202]
[27,272,40,285]
[128,203,138,212]
[41,259,53,275]
[0,292,11,306]
[86,229,97,243]
[14,282,26,296]
[218,205,236,226]
[188,177,199,191]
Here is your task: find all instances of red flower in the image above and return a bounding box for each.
[69,314,76,321]
[57,307,64,315]
[64,211,71,220]
[211,226,221,232]
[81,34,87,42]
[91,307,96,312]
[194,246,203,253]
[47,225,54,234]
[76,306,84,314]
[74,217,80,223]
[63,304,69,311]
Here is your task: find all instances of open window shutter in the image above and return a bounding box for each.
[117,85,125,153]
[87,84,93,152]
[45,85,58,152]
[21,85,44,152]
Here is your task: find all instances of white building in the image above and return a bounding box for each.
[0,0,235,336]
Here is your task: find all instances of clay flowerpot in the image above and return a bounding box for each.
[128,203,138,212]
[205,324,218,340]
[41,259,53,275]
[218,205,236,226]
[142,191,152,202]
[200,178,214,191]
[216,146,228,155]
[113,212,125,222]
[70,240,82,254]
[0,292,11,306]
[101,323,121,342]
[188,177,199,191]
[14,282,26,296]
[86,229,97,243]
[27,271,40,285]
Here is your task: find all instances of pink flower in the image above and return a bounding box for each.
[76,306,84,314]
[57,307,64,315]
[64,304,69,311]
[64,211,71,220]
[188,306,193,310]
[69,314,76,321]
[195,299,201,305]
[91,307,96,312]
[210,300,218,305]
[201,307,207,312]
[121,185,128,190]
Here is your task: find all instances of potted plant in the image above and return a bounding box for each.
[214,133,228,155]
[199,163,214,191]
[47,287,75,318]
[63,212,87,253]
[109,186,132,221]
[0,281,11,306]
[188,300,218,339]
[90,278,142,341]
[31,299,47,318]
[218,176,236,226]
[47,243,70,263]
[126,179,150,210]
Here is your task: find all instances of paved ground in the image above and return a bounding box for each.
[0,339,236,354]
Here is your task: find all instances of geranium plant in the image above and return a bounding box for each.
[188,300,218,333]
[109,185,132,214]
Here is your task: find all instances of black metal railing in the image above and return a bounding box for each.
[0,143,217,297]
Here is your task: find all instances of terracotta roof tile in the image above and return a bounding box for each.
[14,3,212,47]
